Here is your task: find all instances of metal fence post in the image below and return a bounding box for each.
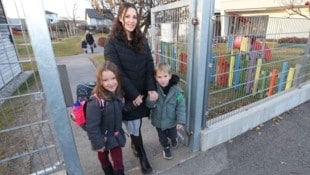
[188,0,215,151]
[21,0,84,174]
[301,31,310,84]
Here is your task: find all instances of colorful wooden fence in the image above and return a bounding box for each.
[156,39,299,99]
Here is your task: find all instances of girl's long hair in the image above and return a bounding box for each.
[108,2,146,54]
[93,61,122,100]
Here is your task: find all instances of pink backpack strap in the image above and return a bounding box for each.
[92,94,105,108]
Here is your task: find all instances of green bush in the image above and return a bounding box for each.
[278,37,307,44]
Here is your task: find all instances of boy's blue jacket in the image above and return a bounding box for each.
[146,75,186,130]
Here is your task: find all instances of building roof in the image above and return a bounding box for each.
[86,9,104,19]
[85,8,114,20]
[45,10,57,15]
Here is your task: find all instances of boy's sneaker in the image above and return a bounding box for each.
[171,139,178,149]
[163,146,173,160]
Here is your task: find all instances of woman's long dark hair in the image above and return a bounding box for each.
[108,2,146,53]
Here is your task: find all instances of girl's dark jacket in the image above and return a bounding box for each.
[86,94,124,150]
[104,34,157,121]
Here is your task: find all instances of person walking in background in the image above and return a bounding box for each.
[86,61,126,175]
[104,2,158,174]
[84,30,95,53]
[146,62,186,160]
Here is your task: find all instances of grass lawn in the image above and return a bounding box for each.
[90,55,104,67]
[14,33,108,58]
[16,36,84,57]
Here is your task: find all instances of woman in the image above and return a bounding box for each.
[84,30,95,53]
[104,2,158,174]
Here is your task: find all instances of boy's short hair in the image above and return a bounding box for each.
[155,62,171,75]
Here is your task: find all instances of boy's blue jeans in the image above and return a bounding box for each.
[156,127,177,148]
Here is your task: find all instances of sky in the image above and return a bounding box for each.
[2,0,220,20]
[2,0,92,20]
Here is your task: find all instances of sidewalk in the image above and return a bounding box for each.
[56,45,310,175]
[161,100,310,175]
[56,45,192,175]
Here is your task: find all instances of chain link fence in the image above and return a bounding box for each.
[207,15,310,125]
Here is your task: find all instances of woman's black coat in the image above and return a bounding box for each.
[104,36,156,121]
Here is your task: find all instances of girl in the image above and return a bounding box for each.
[86,61,125,175]
[104,2,158,174]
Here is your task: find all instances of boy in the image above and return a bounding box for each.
[81,39,87,53]
[146,62,186,160]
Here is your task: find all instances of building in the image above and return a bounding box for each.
[85,8,113,31]
[45,10,58,24]
[0,1,22,90]
[219,0,310,39]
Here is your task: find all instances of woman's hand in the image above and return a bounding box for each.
[148,91,158,101]
[133,95,144,107]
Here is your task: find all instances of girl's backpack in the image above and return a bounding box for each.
[70,82,104,131]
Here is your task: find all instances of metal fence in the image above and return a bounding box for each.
[151,0,193,146]
[150,0,310,150]
[0,4,65,175]
[1,0,82,174]
[2,0,310,173]
[151,0,216,150]
[150,2,190,95]
[207,15,310,126]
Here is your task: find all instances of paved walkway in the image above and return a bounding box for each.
[56,45,193,175]
[56,45,310,175]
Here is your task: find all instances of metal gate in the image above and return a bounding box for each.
[1,0,218,174]
[0,0,82,174]
[150,0,215,151]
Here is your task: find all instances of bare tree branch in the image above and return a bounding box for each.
[87,0,179,34]
[278,0,310,19]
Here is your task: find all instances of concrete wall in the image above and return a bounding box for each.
[201,82,310,151]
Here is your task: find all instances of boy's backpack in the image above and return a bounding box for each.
[70,82,105,131]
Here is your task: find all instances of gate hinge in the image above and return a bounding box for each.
[192,17,199,25]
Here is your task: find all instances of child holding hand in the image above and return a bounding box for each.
[146,62,186,160]
[86,61,125,175]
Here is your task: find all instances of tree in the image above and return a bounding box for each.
[88,0,179,34]
[61,0,81,37]
[279,0,310,19]
[64,0,80,25]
